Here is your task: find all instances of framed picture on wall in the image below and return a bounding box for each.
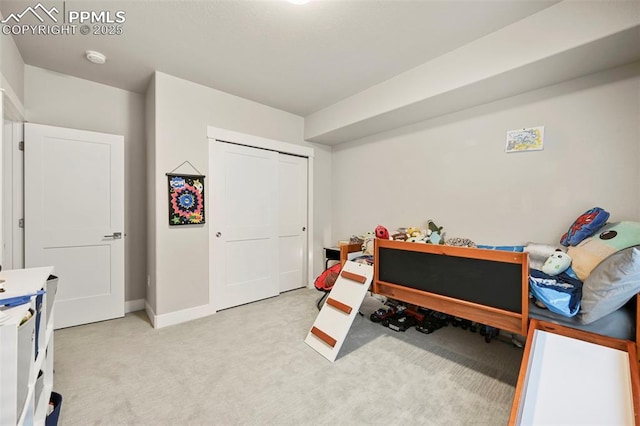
[505,126,544,153]
[167,173,206,225]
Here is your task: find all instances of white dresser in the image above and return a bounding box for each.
[0,267,56,426]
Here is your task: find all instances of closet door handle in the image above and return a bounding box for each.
[104,232,122,239]
[216,232,222,238]
[302,227,306,231]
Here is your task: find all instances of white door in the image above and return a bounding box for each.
[212,141,279,310]
[278,153,308,292]
[25,123,124,329]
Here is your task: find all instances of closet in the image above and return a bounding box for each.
[210,135,310,311]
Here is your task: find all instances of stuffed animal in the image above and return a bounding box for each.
[405,227,427,243]
[427,220,445,245]
[541,251,572,276]
[405,227,420,238]
[391,232,407,241]
[410,230,427,243]
[360,231,375,255]
[375,225,390,240]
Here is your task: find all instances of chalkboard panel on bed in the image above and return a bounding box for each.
[373,239,529,336]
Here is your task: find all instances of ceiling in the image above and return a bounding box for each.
[1,0,561,117]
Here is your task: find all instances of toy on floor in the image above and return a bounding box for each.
[450,316,464,327]
[383,307,424,332]
[387,313,417,332]
[380,305,406,327]
[480,325,500,343]
[415,310,449,334]
[370,305,398,323]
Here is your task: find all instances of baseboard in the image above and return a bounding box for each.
[145,302,157,328]
[125,298,145,313]
[148,302,217,329]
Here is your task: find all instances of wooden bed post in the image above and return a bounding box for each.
[636,294,640,363]
[339,243,363,266]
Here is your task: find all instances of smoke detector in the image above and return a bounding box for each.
[85,50,107,65]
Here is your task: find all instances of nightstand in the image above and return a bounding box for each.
[324,247,341,270]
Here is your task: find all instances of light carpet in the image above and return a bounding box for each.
[53,288,523,425]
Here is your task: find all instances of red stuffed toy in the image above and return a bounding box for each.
[375,225,389,240]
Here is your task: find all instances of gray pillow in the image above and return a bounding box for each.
[578,247,640,325]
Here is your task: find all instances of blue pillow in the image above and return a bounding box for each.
[560,207,609,247]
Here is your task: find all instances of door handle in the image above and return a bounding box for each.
[104,232,123,239]
[302,227,306,231]
[216,232,222,238]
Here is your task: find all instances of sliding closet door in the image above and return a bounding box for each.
[278,153,308,292]
[212,141,279,310]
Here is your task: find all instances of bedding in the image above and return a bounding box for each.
[528,298,635,341]
[568,221,640,280]
[523,243,563,270]
[529,269,582,317]
[579,246,640,325]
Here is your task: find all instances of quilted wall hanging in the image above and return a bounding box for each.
[167,166,206,225]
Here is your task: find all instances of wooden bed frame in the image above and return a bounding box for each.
[339,239,640,358]
[375,239,528,336]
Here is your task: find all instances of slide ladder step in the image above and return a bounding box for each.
[305,261,374,362]
[340,270,367,284]
[310,326,337,348]
[326,297,352,314]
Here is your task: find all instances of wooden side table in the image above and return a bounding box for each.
[324,247,341,270]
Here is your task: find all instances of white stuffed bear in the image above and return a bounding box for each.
[542,251,572,276]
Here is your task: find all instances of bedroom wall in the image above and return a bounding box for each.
[145,75,157,313]
[24,66,148,305]
[331,62,640,247]
[151,72,332,318]
[0,32,25,109]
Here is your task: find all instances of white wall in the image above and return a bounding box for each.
[24,66,148,303]
[145,74,157,313]
[311,143,333,275]
[151,71,331,316]
[0,32,25,109]
[332,62,640,246]
[1,33,25,270]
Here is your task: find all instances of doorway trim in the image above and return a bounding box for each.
[1,86,25,270]
[207,126,315,312]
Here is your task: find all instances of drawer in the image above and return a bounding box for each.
[17,310,36,418]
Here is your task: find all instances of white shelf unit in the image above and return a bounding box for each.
[0,267,56,426]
